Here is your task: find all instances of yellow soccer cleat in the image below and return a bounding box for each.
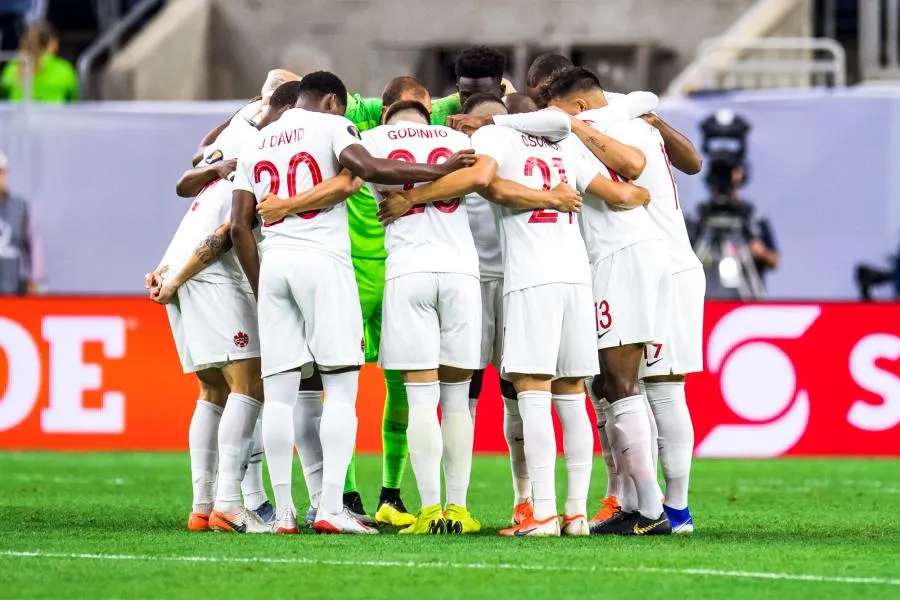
[375,496,416,528]
[444,504,482,534]
[398,504,445,535]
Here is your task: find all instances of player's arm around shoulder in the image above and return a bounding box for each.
[229,144,262,297]
[572,117,646,181]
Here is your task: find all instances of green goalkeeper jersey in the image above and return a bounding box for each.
[344,93,463,259]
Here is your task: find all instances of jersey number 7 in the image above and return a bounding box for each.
[254,152,324,227]
[525,156,573,224]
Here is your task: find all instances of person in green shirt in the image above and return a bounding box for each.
[0,21,78,103]
[340,45,508,527]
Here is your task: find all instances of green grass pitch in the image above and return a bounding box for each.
[1,453,898,599]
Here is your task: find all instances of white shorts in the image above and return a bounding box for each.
[592,240,670,350]
[257,248,364,378]
[501,283,599,379]
[380,272,482,371]
[165,279,260,374]
[640,267,706,377]
[479,278,503,369]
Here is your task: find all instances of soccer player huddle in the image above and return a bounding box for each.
[146,45,705,537]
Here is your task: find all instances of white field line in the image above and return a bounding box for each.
[13,474,130,485]
[1,550,897,587]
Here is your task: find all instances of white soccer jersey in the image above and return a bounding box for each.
[470,125,600,294]
[466,193,503,281]
[578,106,662,263]
[159,115,261,285]
[362,122,479,280]
[232,108,362,264]
[628,119,702,273]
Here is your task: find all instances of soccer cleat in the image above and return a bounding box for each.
[444,504,482,534]
[590,510,672,536]
[375,494,416,528]
[663,504,694,535]
[209,507,272,534]
[512,498,534,525]
[187,512,210,532]
[343,491,376,526]
[305,506,318,529]
[273,510,299,534]
[589,495,621,528]
[313,507,378,535]
[252,500,276,525]
[398,504,446,535]
[560,514,589,536]
[499,514,560,537]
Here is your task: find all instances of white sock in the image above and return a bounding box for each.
[468,397,478,421]
[262,371,301,520]
[440,380,474,507]
[319,370,360,515]
[503,395,530,504]
[188,400,222,514]
[405,381,442,507]
[603,401,636,510]
[553,393,593,517]
[586,377,619,499]
[646,381,694,510]
[611,395,663,519]
[295,389,324,508]
[518,390,556,520]
[241,415,268,511]
[215,393,262,514]
[640,380,659,474]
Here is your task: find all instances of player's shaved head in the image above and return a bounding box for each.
[296,71,348,116]
[504,92,538,114]
[463,92,507,118]
[526,53,573,105]
[384,99,431,125]
[260,69,301,100]
[455,45,506,107]
[382,76,432,112]
[541,66,606,115]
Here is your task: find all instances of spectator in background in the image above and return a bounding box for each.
[0,0,31,54]
[0,20,78,102]
[0,151,42,294]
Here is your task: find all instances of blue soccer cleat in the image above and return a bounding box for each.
[252,500,276,525]
[663,504,694,535]
[305,505,318,529]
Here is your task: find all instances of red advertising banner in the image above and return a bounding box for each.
[0,298,898,455]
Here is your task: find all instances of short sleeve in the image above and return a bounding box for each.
[568,142,604,194]
[330,115,364,161]
[231,142,256,194]
[470,125,507,169]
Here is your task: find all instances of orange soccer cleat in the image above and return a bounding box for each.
[512,498,534,525]
[187,512,210,532]
[499,514,560,537]
[590,496,621,526]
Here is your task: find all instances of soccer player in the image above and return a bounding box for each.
[361,99,483,534]
[339,46,509,524]
[146,82,301,534]
[544,67,673,535]
[382,95,649,536]
[230,71,475,534]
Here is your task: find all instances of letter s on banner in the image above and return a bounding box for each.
[696,305,820,458]
[848,333,900,432]
[0,317,41,431]
[41,316,126,433]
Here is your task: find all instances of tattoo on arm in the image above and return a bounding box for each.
[586,136,607,154]
[195,231,228,266]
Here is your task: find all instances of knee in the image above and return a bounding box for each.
[499,378,517,400]
[606,372,639,401]
[589,375,606,401]
[468,370,484,399]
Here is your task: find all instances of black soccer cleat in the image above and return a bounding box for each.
[590,510,672,536]
[343,491,376,526]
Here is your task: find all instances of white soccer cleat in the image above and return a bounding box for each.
[209,507,272,534]
[560,514,590,536]
[273,510,299,534]
[314,507,379,535]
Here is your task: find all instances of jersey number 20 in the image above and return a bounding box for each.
[253,152,323,227]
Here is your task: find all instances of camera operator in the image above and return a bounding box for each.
[690,110,778,299]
